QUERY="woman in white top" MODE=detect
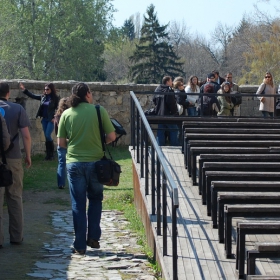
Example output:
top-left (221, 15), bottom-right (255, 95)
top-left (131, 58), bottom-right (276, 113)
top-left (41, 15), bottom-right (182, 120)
top-left (185, 75), bottom-right (200, 116)
top-left (256, 71), bottom-right (275, 118)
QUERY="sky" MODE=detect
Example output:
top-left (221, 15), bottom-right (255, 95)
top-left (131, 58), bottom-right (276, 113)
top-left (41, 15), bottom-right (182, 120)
top-left (112, 0), bottom-right (280, 39)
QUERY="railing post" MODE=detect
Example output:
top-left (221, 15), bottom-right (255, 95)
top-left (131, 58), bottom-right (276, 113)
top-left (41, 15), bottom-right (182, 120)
top-left (157, 158), bottom-right (161, 235)
top-left (140, 118), bottom-right (144, 177)
top-left (144, 128), bottom-right (149, 195)
top-left (151, 145), bottom-right (155, 215)
top-left (130, 94), bottom-right (135, 148)
top-left (136, 110), bottom-right (140, 163)
top-left (162, 173), bottom-right (167, 256)
top-left (172, 194), bottom-right (178, 280)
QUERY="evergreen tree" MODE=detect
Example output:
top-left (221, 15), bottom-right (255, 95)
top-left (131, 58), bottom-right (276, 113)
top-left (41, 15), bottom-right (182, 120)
top-left (122, 18), bottom-right (135, 41)
top-left (129, 4), bottom-right (184, 84)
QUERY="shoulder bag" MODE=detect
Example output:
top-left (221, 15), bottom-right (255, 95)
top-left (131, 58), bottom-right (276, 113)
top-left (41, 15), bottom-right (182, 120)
top-left (0, 119), bottom-right (13, 187)
top-left (261, 84), bottom-right (266, 94)
top-left (95, 105), bottom-right (121, 186)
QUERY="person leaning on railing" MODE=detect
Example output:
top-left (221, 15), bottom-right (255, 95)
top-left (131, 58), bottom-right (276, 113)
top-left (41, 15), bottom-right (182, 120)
top-left (153, 76), bottom-right (178, 146)
top-left (256, 71), bottom-right (276, 118)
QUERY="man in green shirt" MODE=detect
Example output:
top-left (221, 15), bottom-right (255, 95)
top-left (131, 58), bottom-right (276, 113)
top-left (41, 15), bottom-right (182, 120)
top-left (57, 82), bottom-right (115, 254)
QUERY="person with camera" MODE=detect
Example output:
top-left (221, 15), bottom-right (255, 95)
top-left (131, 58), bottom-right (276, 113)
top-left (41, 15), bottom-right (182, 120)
top-left (57, 83), bottom-right (116, 255)
top-left (19, 82), bottom-right (59, 160)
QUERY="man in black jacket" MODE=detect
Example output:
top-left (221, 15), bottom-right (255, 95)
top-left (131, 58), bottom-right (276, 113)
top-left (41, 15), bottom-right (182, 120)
top-left (153, 76), bottom-right (178, 146)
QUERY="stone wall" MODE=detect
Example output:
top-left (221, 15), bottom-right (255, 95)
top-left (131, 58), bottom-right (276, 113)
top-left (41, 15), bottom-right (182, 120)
top-left (4, 80), bottom-right (262, 155)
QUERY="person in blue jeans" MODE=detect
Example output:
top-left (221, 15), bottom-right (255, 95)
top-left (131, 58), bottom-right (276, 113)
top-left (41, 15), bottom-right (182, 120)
top-left (57, 83), bottom-right (116, 255)
top-left (153, 76), bottom-right (178, 146)
top-left (54, 97), bottom-right (69, 189)
top-left (20, 82), bottom-right (59, 160)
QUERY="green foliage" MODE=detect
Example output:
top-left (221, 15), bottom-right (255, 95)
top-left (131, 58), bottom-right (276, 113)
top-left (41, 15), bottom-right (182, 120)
top-left (241, 21), bottom-right (280, 84)
top-left (103, 28), bottom-right (136, 83)
top-left (129, 4), bottom-right (184, 84)
top-left (0, 0), bottom-right (115, 81)
top-left (122, 18), bottom-right (135, 41)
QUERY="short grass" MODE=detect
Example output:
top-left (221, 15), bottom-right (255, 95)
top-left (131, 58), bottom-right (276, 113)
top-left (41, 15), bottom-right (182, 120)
top-left (23, 145), bottom-right (161, 278)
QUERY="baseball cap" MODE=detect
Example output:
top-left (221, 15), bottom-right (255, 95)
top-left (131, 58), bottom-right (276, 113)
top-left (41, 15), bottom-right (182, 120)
top-left (207, 73), bottom-right (215, 79)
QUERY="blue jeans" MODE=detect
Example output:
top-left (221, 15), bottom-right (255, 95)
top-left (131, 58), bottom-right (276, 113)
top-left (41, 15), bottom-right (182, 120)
top-left (262, 111), bottom-right (273, 118)
top-left (41, 118), bottom-right (54, 141)
top-left (187, 107), bottom-right (198, 116)
top-left (57, 146), bottom-right (67, 187)
top-left (156, 124), bottom-right (178, 146)
top-left (67, 162), bottom-right (103, 251)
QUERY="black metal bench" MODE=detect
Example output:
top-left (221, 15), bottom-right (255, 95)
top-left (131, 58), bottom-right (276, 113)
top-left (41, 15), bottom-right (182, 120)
top-left (184, 134), bottom-right (280, 169)
top-left (202, 171), bottom-right (280, 211)
top-left (201, 162), bottom-right (280, 196)
top-left (247, 276), bottom-right (280, 280)
top-left (236, 222), bottom-right (280, 279)
top-left (224, 205), bottom-right (280, 260)
top-left (247, 242), bottom-right (280, 277)
top-left (187, 141), bottom-right (280, 178)
top-left (199, 154), bottom-right (280, 195)
top-left (182, 122), bottom-right (280, 153)
top-left (216, 192), bottom-right (280, 241)
top-left (190, 147), bottom-right (280, 183)
top-left (211, 181), bottom-right (280, 221)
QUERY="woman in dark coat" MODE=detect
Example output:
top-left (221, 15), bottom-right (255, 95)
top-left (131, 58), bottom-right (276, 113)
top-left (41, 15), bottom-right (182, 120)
top-left (20, 82), bottom-right (59, 160)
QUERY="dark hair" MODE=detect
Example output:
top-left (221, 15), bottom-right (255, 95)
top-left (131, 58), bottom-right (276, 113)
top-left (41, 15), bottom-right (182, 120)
top-left (45, 83), bottom-right (58, 99)
top-left (221, 82), bottom-right (231, 92)
top-left (212, 70), bottom-right (219, 75)
top-left (69, 83), bottom-right (89, 108)
top-left (204, 83), bottom-right (214, 93)
top-left (162, 76), bottom-right (172, 85)
top-left (0, 82), bottom-right (9, 98)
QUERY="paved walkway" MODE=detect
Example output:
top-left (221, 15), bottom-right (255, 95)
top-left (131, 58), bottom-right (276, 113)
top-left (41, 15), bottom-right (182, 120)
top-left (26, 210), bottom-right (157, 280)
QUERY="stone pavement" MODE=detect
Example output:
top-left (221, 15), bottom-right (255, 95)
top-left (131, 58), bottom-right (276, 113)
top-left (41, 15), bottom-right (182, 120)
top-left (26, 210), bottom-right (157, 280)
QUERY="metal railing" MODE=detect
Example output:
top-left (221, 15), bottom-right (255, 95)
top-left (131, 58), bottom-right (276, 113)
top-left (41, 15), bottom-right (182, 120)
top-left (130, 91), bottom-right (179, 280)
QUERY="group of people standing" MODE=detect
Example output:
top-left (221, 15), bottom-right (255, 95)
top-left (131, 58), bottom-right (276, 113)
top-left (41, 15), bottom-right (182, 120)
top-left (153, 70), bottom-right (277, 146)
top-left (0, 81), bottom-right (116, 255)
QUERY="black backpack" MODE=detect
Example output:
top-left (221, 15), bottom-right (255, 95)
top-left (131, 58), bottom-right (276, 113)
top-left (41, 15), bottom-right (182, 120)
top-left (230, 91), bottom-right (242, 106)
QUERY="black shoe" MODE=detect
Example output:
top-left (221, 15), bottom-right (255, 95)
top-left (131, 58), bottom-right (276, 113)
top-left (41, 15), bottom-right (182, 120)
top-left (10, 240), bottom-right (23, 245)
top-left (0, 245), bottom-right (3, 249)
top-left (58, 186), bottom-right (65, 189)
top-left (87, 239), bottom-right (100, 249)
top-left (71, 248), bottom-right (86, 255)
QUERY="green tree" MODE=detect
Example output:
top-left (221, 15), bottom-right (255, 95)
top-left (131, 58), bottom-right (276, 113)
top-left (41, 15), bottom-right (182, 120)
top-left (0, 0), bottom-right (115, 81)
top-left (103, 27), bottom-right (136, 83)
top-left (240, 20), bottom-right (280, 84)
top-left (122, 18), bottom-right (135, 41)
top-left (129, 4), bottom-right (184, 84)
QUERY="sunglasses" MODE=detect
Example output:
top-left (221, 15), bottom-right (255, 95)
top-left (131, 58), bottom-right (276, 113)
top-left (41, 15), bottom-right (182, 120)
top-left (265, 76), bottom-right (271, 78)
top-left (45, 88), bottom-right (50, 91)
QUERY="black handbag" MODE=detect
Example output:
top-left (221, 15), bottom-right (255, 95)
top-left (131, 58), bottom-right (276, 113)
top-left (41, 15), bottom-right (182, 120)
top-left (0, 118), bottom-right (13, 187)
top-left (95, 105), bottom-right (121, 186)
